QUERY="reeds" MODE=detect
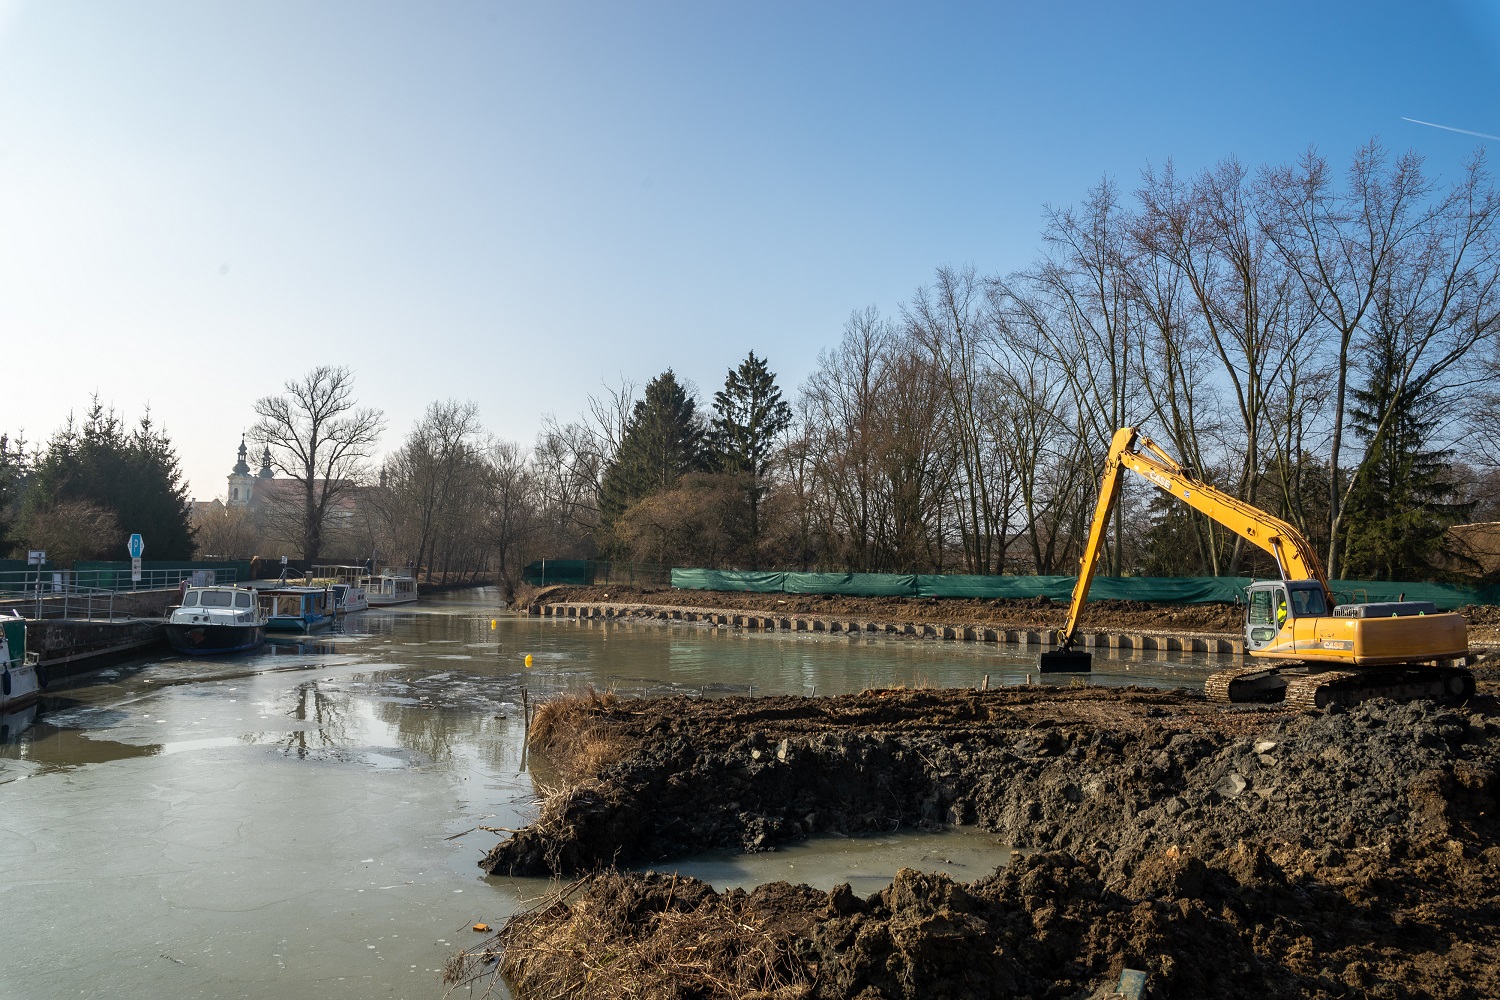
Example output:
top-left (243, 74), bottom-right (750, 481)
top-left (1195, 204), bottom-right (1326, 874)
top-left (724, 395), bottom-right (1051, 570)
top-left (443, 873), bottom-right (812, 1000)
top-left (527, 685), bottom-right (630, 783)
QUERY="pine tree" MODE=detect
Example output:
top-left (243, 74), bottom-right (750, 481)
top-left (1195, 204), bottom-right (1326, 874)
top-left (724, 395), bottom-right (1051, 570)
top-left (709, 352), bottom-right (792, 563)
top-left (0, 433), bottom-right (28, 556)
top-left (599, 370), bottom-right (706, 534)
top-left (1340, 343), bottom-right (1471, 580)
top-left (22, 399), bottom-right (196, 560)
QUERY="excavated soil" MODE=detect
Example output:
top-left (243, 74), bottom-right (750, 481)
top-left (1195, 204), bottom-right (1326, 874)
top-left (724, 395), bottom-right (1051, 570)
top-left (475, 685), bottom-right (1500, 999)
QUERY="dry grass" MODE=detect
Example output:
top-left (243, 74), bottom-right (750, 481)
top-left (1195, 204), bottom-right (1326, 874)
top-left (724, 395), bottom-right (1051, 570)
top-left (443, 873), bottom-right (811, 1000)
top-left (528, 686), bottom-right (632, 783)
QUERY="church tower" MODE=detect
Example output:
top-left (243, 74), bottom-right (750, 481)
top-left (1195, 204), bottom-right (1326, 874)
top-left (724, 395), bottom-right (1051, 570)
top-left (228, 438), bottom-right (255, 506)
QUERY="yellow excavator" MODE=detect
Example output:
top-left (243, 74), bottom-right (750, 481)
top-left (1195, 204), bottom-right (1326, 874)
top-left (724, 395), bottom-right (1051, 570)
top-left (1040, 427), bottom-right (1475, 708)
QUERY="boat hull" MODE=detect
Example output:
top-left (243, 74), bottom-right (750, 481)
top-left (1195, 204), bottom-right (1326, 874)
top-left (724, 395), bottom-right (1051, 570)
top-left (367, 595), bottom-right (418, 607)
top-left (265, 615), bottom-right (333, 634)
top-left (1, 659), bottom-right (40, 712)
top-left (1, 618), bottom-right (39, 713)
top-left (165, 622), bottom-right (267, 655)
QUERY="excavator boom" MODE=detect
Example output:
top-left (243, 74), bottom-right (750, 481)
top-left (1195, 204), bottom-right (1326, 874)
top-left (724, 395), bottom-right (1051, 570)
top-left (1042, 427), bottom-right (1328, 670)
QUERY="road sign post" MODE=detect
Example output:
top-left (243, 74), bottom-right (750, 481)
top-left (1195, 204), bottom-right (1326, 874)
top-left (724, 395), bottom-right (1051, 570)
top-left (127, 535), bottom-right (144, 587)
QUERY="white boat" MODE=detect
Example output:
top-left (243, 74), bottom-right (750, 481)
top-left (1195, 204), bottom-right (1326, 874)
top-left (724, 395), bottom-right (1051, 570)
top-left (312, 565), bottom-right (371, 613)
top-left (165, 586), bottom-right (268, 655)
top-left (367, 570), bottom-right (418, 607)
top-left (1, 615), bottom-right (41, 714)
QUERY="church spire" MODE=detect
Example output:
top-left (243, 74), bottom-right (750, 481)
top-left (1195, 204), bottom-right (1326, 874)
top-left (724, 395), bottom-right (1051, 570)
top-left (259, 446), bottom-right (274, 479)
top-left (232, 436), bottom-right (251, 475)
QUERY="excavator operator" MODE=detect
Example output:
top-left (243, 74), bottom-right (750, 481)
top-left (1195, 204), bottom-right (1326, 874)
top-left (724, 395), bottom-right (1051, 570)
top-left (1276, 596), bottom-right (1288, 627)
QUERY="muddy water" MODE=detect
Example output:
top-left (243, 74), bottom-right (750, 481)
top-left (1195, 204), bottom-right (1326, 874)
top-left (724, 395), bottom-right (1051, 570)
top-left (0, 590), bottom-right (1223, 999)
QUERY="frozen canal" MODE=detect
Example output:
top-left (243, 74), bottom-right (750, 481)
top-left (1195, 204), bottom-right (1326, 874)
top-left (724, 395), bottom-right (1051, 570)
top-left (0, 590), bottom-right (1221, 999)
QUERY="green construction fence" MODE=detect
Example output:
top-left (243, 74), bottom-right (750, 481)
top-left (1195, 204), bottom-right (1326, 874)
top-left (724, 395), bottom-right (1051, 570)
top-left (522, 560), bottom-right (598, 587)
top-left (669, 569), bottom-right (1500, 609)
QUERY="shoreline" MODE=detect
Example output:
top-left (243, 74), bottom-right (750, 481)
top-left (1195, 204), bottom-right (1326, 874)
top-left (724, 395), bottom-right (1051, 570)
top-left (522, 584), bottom-right (1500, 660)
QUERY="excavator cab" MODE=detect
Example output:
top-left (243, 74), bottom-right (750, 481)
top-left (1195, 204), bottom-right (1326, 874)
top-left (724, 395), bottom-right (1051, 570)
top-left (1245, 580), bottom-right (1328, 653)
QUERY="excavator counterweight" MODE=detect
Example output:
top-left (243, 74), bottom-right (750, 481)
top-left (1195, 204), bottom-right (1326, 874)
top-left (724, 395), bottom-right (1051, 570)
top-left (1048, 427), bottom-right (1474, 707)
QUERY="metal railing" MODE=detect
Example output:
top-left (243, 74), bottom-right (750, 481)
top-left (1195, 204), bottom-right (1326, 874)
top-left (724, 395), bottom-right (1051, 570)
top-left (0, 568), bottom-right (240, 621)
top-left (0, 567), bottom-right (238, 595)
top-left (0, 585), bottom-right (118, 621)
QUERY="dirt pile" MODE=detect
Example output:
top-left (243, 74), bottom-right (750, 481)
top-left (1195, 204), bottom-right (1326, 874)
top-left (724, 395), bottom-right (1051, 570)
top-left (463, 838), bottom-right (1500, 999)
top-left (472, 687), bottom-right (1500, 998)
top-left (481, 689), bottom-right (1499, 879)
top-left (531, 584), bottom-right (1247, 635)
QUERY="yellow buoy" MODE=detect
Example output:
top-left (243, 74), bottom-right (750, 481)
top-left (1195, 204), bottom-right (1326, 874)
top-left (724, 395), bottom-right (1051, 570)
top-left (490, 619), bottom-right (497, 629)
top-left (524, 654), bottom-right (533, 668)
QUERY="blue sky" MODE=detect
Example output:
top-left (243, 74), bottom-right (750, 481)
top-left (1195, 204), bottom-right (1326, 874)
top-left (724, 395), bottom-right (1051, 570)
top-left (0, 0), bottom-right (1496, 501)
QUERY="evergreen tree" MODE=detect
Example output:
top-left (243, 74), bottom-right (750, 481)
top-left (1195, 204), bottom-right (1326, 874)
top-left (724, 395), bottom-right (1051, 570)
top-left (1340, 343), bottom-right (1471, 580)
top-left (22, 400), bottom-right (195, 560)
top-left (599, 370), bottom-right (706, 534)
top-left (709, 352), bottom-right (792, 563)
top-left (0, 433), bottom-right (28, 557)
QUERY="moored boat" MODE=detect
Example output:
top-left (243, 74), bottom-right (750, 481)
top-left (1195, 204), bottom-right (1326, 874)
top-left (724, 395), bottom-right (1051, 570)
top-left (164, 586), bottom-right (267, 655)
top-left (312, 565), bottom-right (371, 613)
top-left (367, 570), bottom-right (418, 607)
top-left (258, 585), bottom-right (336, 633)
top-left (1, 615), bottom-right (41, 713)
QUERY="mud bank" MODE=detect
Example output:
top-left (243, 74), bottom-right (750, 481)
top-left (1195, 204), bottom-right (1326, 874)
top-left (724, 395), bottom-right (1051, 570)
top-left (474, 686), bottom-right (1500, 998)
top-left (525, 584), bottom-right (1248, 636)
top-left (526, 584), bottom-right (1500, 647)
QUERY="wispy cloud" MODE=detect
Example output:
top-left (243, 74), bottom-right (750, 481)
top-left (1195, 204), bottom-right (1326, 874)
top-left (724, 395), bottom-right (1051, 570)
top-left (1401, 117), bottom-right (1500, 142)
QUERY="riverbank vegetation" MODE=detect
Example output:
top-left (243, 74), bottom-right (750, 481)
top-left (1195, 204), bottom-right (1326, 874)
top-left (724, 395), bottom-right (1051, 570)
top-left (4, 141), bottom-right (1497, 591)
top-left (522, 142), bottom-right (1500, 587)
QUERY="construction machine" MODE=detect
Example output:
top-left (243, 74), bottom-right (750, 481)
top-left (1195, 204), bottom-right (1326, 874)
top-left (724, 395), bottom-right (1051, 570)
top-left (1039, 427), bottom-right (1475, 708)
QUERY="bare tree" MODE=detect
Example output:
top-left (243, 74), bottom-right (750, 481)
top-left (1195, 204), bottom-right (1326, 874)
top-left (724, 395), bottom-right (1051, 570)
top-left (1259, 142), bottom-right (1436, 577)
top-left (484, 439), bottom-right (540, 599)
top-left (251, 366), bottom-right (385, 563)
top-left (192, 503), bottom-right (261, 560)
top-left (905, 265), bottom-right (1012, 573)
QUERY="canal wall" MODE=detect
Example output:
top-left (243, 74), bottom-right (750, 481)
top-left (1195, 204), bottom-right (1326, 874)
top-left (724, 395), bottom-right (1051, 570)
top-left (525, 600), bottom-right (1247, 656)
top-left (29, 618), bottom-right (168, 682)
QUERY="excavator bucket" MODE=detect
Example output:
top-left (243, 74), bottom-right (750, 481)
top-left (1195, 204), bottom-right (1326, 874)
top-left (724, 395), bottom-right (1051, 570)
top-left (1039, 648), bottom-right (1092, 673)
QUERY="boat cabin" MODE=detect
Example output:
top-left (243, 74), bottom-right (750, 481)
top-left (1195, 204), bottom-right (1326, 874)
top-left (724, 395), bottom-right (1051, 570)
top-left (257, 585), bottom-right (335, 633)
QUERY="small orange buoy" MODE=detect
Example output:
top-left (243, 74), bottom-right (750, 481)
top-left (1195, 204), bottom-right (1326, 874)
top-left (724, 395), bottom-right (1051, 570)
top-left (524, 654), bottom-right (533, 668)
top-left (472, 923), bottom-right (491, 933)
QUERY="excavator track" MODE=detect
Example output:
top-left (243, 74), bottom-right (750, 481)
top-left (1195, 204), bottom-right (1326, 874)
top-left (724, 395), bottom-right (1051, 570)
top-left (1283, 665), bottom-right (1476, 711)
top-left (1204, 665), bottom-right (1291, 704)
top-left (1206, 660), bottom-right (1476, 708)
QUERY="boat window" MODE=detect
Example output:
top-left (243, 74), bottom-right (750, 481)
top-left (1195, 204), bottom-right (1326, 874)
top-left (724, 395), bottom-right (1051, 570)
top-left (1248, 589), bottom-right (1274, 625)
top-left (183, 591), bottom-right (199, 606)
top-left (276, 596), bottom-right (302, 616)
top-left (1291, 589), bottom-right (1327, 617)
top-left (235, 592), bottom-right (252, 608)
top-left (200, 591), bottom-right (233, 607)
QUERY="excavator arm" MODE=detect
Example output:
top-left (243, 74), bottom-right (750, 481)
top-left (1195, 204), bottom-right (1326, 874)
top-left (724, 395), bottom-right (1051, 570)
top-left (1040, 427), bottom-right (1331, 671)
